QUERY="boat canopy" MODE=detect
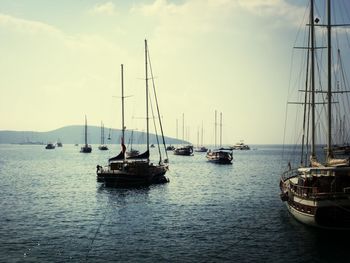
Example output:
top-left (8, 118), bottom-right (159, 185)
top-left (126, 150), bottom-right (149, 160)
top-left (108, 151), bottom-right (124, 163)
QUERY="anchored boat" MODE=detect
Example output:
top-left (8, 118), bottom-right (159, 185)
top-left (97, 40), bottom-right (169, 186)
top-left (280, 0), bottom-right (350, 229)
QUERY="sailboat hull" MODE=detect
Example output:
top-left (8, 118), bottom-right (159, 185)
top-left (280, 171), bottom-right (350, 229)
top-left (97, 162), bottom-right (169, 187)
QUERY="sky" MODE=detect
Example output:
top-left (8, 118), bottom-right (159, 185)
top-left (1, 0), bottom-right (347, 144)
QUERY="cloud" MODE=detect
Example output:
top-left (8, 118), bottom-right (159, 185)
top-left (0, 13), bottom-right (62, 36)
top-left (88, 2), bottom-right (117, 16)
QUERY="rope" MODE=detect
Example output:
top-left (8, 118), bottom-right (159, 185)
top-left (84, 204), bottom-right (109, 262)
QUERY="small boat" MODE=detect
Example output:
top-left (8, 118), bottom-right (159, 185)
top-left (126, 130), bottom-right (139, 157)
top-left (80, 116), bottom-right (92, 153)
top-left (98, 121), bottom-right (108, 151)
top-left (56, 139), bottom-right (63, 147)
top-left (231, 141), bottom-right (250, 150)
top-left (166, 145), bottom-right (175, 151)
top-left (194, 146), bottom-right (208, 152)
top-left (194, 121), bottom-right (207, 152)
top-left (150, 144), bottom-right (155, 148)
top-left (207, 112), bottom-right (233, 164)
top-left (206, 148), bottom-right (233, 164)
top-left (280, 0), bottom-right (350, 229)
top-left (45, 143), bottom-right (55, 149)
top-left (97, 40), bottom-right (169, 186)
top-left (173, 145), bottom-right (193, 156)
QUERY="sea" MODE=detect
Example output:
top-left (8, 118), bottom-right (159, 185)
top-left (0, 144), bottom-right (348, 263)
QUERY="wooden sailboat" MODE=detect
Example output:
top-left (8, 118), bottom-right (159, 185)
top-left (280, 0), bottom-right (350, 229)
top-left (96, 40), bottom-right (169, 186)
top-left (98, 121), bottom-right (108, 150)
top-left (206, 112), bottom-right (232, 164)
top-left (126, 130), bottom-right (140, 157)
top-left (80, 115), bottom-right (92, 153)
top-left (194, 121), bottom-right (208, 152)
top-left (174, 113), bottom-right (193, 156)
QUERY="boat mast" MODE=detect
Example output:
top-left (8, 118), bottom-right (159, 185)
top-left (85, 115), bottom-right (88, 147)
top-left (220, 112), bottom-right (222, 148)
top-left (121, 64), bottom-right (125, 161)
top-left (145, 39), bottom-right (150, 155)
top-left (215, 110), bottom-right (217, 148)
top-left (326, 0), bottom-right (333, 160)
top-left (183, 114), bottom-right (185, 143)
top-left (201, 121), bottom-right (204, 146)
top-left (176, 119), bottom-right (178, 140)
top-left (310, 0), bottom-right (316, 160)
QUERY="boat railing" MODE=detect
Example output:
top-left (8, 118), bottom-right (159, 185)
top-left (281, 168), bottom-right (299, 181)
top-left (289, 180), bottom-right (350, 199)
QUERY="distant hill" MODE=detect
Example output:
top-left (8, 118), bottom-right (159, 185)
top-left (0, 125), bottom-right (188, 145)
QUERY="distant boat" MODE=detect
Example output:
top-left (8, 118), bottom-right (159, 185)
top-left (98, 121), bottom-right (108, 151)
top-left (107, 128), bottom-right (111, 141)
top-left (80, 116), bottom-right (92, 153)
top-left (174, 113), bottom-right (193, 156)
top-left (45, 143), bottom-right (55, 150)
top-left (166, 145), bottom-right (175, 151)
top-left (97, 40), bottom-right (169, 186)
top-left (206, 112), bottom-right (232, 164)
top-left (56, 139), bottom-right (63, 147)
top-left (126, 130), bottom-right (140, 157)
top-left (280, 0), bottom-right (350, 229)
top-left (194, 121), bottom-right (207, 152)
top-left (230, 141), bottom-right (250, 150)
top-left (206, 148), bottom-right (233, 164)
top-left (174, 145), bottom-right (193, 156)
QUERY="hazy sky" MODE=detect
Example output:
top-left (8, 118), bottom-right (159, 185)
top-left (0, 0), bottom-right (339, 144)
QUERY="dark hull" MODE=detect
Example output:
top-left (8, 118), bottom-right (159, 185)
top-left (173, 151), bottom-right (193, 156)
top-left (80, 147), bottom-right (92, 153)
top-left (206, 158), bottom-right (232, 164)
top-left (97, 163), bottom-right (168, 187)
top-left (98, 146), bottom-right (109, 151)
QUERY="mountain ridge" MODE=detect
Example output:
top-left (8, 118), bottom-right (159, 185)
top-left (0, 125), bottom-right (188, 145)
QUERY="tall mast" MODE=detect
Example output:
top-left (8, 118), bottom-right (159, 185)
top-left (145, 39), bottom-right (149, 154)
top-left (197, 127), bottom-right (199, 147)
top-left (310, 0), bottom-right (316, 159)
top-left (201, 121), bottom-right (204, 146)
top-left (220, 112), bottom-right (222, 147)
top-left (215, 110), bottom-right (217, 148)
top-left (121, 64), bottom-right (125, 155)
top-left (85, 115), bottom-right (88, 146)
top-left (183, 114), bottom-right (185, 143)
top-left (176, 119), bottom-right (178, 140)
top-left (326, 0), bottom-right (332, 160)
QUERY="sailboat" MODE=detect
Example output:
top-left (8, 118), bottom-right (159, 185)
top-left (173, 113), bottom-right (194, 156)
top-left (126, 130), bottom-right (140, 157)
top-left (80, 115), bottom-right (92, 153)
top-left (206, 111), bottom-right (232, 164)
top-left (96, 40), bottom-right (169, 186)
top-left (280, 0), bottom-right (350, 229)
top-left (194, 121), bottom-right (208, 152)
top-left (98, 122), bottom-right (108, 151)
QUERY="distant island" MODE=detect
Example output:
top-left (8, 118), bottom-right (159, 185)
top-left (0, 125), bottom-right (187, 145)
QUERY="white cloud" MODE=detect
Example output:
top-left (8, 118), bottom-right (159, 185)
top-left (0, 13), bottom-right (62, 36)
top-left (88, 2), bottom-right (117, 16)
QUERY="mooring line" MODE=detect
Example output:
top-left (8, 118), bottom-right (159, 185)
top-left (85, 203), bottom-right (109, 262)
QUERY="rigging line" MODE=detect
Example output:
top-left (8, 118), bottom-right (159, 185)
top-left (84, 204), bottom-right (109, 262)
top-left (147, 46), bottom-right (169, 161)
top-left (149, 86), bottom-right (162, 160)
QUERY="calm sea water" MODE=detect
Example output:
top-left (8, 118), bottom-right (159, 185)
top-left (0, 144), bottom-right (348, 262)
